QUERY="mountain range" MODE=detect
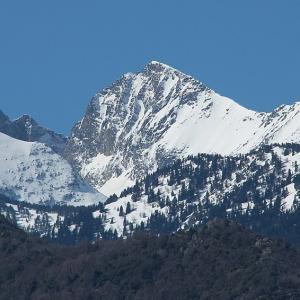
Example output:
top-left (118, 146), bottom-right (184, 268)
top-left (1, 61), bottom-right (300, 243)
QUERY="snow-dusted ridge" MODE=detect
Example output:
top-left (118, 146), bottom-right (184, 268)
top-left (0, 110), bottom-right (67, 154)
top-left (65, 61), bottom-right (300, 196)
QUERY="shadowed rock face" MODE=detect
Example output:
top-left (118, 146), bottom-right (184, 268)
top-left (0, 111), bottom-right (66, 154)
top-left (0, 110), bottom-right (23, 139)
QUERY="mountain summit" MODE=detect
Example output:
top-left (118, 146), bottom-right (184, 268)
top-left (65, 61), bottom-right (300, 195)
top-left (144, 60), bottom-right (188, 74)
top-left (0, 111), bottom-right (66, 154)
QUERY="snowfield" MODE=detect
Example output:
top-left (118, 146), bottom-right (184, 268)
top-left (0, 132), bottom-right (106, 205)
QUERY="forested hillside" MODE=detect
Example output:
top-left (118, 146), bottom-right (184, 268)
top-left (1, 216), bottom-right (300, 299)
top-left (2, 143), bottom-right (300, 245)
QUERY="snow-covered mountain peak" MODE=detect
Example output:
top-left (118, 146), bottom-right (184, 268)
top-left (143, 60), bottom-right (203, 85)
top-left (144, 60), bottom-right (182, 73)
top-left (92, 61), bottom-right (210, 113)
top-left (65, 62), bottom-right (300, 196)
top-left (14, 114), bottom-right (38, 137)
top-left (147, 60), bottom-right (165, 66)
top-left (14, 114), bottom-right (37, 124)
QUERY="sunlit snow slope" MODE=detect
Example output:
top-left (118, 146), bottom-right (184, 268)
top-left (65, 61), bottom-right (300, 196)
top-left (0, 132), bottom-right (105, 205)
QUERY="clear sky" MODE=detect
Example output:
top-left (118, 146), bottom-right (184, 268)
top-left (0, 0), bottom-right (300, 135)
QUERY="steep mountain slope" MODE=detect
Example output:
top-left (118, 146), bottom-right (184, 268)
top-left (65, 61), bottom-right (300, 196)
top-left (0, 194), bottom-right (108, 243)
top-left (0, 110), bottom-right (66, 154)
top-left (4, 143), bottom-right (300, 245)
top-left (99, 143), bottom-right (300, 237)
top-left (1, 216), bottom-right (300, 300)
top-left (0, 132), bottom-right (105, 206)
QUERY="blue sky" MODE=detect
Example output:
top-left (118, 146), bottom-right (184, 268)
top-left (0, 0), bottom-right (300, 134)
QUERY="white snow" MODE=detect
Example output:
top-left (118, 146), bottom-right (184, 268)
top-left (100, 170), bottom-right (134, 196)
top-left (0, 132), bottom-right (106, 205)
top-left (104, 194), bottom-right (167, 236)
top-left (81, 153), bottom-right (113, 179)
top-left (284, 183), bottom-right (297, 210)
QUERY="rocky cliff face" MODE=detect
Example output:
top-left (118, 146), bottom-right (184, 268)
top-left (65, 61), bottom-right (300, 196)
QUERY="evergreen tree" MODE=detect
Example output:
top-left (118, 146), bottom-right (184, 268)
top-left (119, 206), bottom-right (124, 217)
top-left (126, 202), bottom-right (131, 214)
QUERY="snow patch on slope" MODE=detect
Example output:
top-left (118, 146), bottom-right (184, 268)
top-left (0, 132), bottom-right (106, 205)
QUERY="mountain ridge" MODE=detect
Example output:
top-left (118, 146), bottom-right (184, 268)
top-left (0, 110), bottom-right (67, 154)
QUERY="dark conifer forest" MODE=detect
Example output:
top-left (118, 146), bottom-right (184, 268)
top-left (1, 216), bottom-right (300, 300)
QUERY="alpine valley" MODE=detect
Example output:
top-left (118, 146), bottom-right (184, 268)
top-left (1, 61), bottom-right (300, 244)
